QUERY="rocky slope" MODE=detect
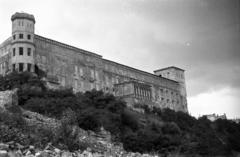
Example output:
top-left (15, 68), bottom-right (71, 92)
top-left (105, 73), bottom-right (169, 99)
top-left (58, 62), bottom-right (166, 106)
top-left (0, 89), bottom-right (156, 157)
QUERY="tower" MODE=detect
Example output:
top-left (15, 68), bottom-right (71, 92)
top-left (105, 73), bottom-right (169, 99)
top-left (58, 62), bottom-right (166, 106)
top-left (154, 66), bottom-right (188, 112)
top-left (11, 12), bottom-right (35, 72)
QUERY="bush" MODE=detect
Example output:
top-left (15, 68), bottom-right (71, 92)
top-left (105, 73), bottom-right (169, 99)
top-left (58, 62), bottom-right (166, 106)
top-left (77, 109), bottom-right (99, 132)
top-left (1, 72), bottom-right (238, 155)
top-left (0, 71), bottom-right (46, 91)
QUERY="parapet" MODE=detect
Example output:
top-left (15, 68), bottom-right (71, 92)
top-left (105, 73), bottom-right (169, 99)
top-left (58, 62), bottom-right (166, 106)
top-left (11, 12), bottom-right (36, 23)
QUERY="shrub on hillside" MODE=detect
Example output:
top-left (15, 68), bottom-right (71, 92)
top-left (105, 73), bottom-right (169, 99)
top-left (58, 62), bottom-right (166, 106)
top-left (0, 71), bottom-right (46, 91)
top-left (57, 110), bottom-right (80, 151)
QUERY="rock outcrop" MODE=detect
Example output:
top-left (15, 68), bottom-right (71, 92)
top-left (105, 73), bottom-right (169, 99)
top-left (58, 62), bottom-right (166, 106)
top-left (0, 89), bottom-right (156, 157)
top-left (0, 89), bottom-right (18, 111)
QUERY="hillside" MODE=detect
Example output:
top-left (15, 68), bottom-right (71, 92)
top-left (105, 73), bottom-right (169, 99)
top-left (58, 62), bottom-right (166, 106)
top-left (1, 72), bottom-right (240, 156)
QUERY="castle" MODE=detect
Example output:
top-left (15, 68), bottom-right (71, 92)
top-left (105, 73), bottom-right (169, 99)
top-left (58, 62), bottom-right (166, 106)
top-left (0, 12), bottom-right (188, 113)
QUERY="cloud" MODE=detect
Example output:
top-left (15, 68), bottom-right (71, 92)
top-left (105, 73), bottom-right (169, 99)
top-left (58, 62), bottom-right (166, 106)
top-left (0, 0), bottom-right (239, 119)
top-left (188, 87), bottom-right (240, 119)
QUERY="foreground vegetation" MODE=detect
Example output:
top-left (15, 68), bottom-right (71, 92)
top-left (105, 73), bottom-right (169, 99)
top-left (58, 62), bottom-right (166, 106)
top-left (1, 72), bottom-right (240, 156)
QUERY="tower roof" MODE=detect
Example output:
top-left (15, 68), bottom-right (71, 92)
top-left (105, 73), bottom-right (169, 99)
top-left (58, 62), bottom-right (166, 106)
top-left (154, 66), bottom-right (185, 73)
top-left (11, 12), bottom-right (36, 23)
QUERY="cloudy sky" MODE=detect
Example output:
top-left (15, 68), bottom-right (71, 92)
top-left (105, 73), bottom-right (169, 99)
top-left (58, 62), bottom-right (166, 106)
top-left (0, 0), bottom-right (239, 119)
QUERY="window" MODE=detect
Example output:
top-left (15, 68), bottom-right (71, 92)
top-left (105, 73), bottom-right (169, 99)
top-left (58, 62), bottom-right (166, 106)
top-left (160, 89), bottom-right (163, 95)
top-left (42, 56), bottom-right (46, 63)
top-left (12, 64), bottom-right (15, 72)
top-left (62, 76), bottom-right (66, 86)
top-left (13, 35), bottom-right (16, 40)
top-left (74, 79), bottom-right (78, 88)
top-left (79, 66), bottom-right (83, 76)
top-left (27, 35), bottom-right (31, 40)
top-left (95, 71), bottom-right (99, 82)
top-left (3, 62), bottom-right (6, 69)
top-left (90, 69), bottom-right (94, 78)
top-left (22, 21), bottom-right (24, 26)
top-left (96, 84), bottom-right (99, 91)
top-left (90, 82), bottom-right (94, 90)
top-left (111, 77), bottom-right (115, 84)
top-left (27, 63), bottom-right (31, 72)
top-left (81, 80), bottom-right (84, 89)
top-left (19, 63), bottom-right (24, 71)
top-left (105, 75), bottom-right (109, 86)
top-left (19, 47), bottom-right (23, 55)
top-left (0, 63), bottom-right (2, 70)
top-left (57, 75), bottom-right (60, 83)
top-left (27, 48), bottom-right (31, 56)
top-left (36, 54), bottom-right (40, 61)
top-left (75, 65), bottom-right (78, 74)
top-left (13, 48), bottom-right (15, 56)
top-left (19, 34), bottom-right (23, 39)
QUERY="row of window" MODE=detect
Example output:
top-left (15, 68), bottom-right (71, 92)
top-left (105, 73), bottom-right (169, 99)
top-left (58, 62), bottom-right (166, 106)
top-left (159, 88), bottom-right (178, 98)
top-left (13, 21), bottom-right (33, 28)
top-left (0, 47), bottom-right (8, 55)
top-left (160, 71), bottom-right (184, 79)
top-left (74, 65), bottom-right (99, 82)
top-left (36, 54), bottom-right (47, 63)
top-left (12, 63), bottom-right (32, 72)
top-left (57, 58), bottom-right (67, 65)
top-left (176, 72), bottom-right (184, 79)
top-left (74, 65), bottom-right (83, 76)
top-left (73, 77), bottom-right (99, 91)
top-left (105, 75), bottom-right (125, 86)
top-left (161, 97), bottom-right (179, 106)
top-left (134, 86), bottom-right (151, 100)
top-left (13, 34), bottom-right (31, 40)
top-left (57, 75), bottom-right (66, 86)
top-left (13, 47), bottom-right (32, 56)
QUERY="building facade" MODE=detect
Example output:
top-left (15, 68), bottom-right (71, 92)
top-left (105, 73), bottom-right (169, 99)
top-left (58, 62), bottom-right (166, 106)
top-left (0, 12), bottom-right (188, 113)
top-left (202, 113), bottom-right (227, 121)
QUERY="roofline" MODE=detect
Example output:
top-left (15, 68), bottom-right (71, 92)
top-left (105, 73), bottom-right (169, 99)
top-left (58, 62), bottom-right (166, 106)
top-left (35, 35), bottom-right (102, 58)
top-left (11, 12), bottom-right (36, 23)
top-left (154, 66), bottom-right (185, 72)
top-left (0, 37), bottom-right (12, 48)
top-left (103, 59), bottom-right (179, 84)
top-left (115, 80), bottom-right (152, 87)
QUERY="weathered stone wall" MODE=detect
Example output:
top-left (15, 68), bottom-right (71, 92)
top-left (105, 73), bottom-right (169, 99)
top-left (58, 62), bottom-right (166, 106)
top-left (32, 35), bottom-right (187, 112)
top-left (0, 38), bottom-right (12, 75)
top-left (102, 60), bottom-right (186, 112)
top-left (1, 12), bottom-right (188, 113)
top-left (34, 35), bottom-right (103, 93)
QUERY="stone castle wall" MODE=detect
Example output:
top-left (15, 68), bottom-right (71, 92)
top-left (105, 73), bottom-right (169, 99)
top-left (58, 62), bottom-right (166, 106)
top-left (33, 35), bottom-right (186, 112)
top-left (0, 12), bottom-right (188, 113)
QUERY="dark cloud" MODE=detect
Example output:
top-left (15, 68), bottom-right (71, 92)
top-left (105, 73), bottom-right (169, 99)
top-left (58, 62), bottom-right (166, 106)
top-left (0, 0), bottom-right (239, 101)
